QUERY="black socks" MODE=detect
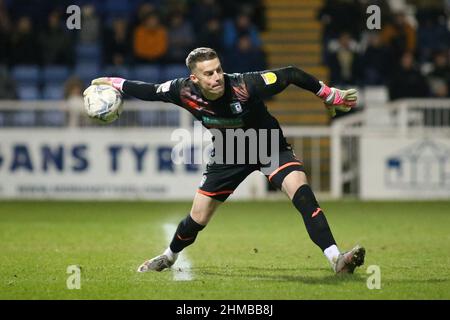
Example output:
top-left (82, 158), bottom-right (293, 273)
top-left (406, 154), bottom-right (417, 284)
top-left (292, 184), bottom-right (336, 251)
top-left (169, 214), bottom-right (205, 253)
top-left (169, 185), bottom-right (335, 254)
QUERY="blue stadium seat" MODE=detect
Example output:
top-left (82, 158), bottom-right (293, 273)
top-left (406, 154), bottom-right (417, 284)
top-left (42, 84), bottom-right (65, 100)
top-left (11, 111), bottom-right (36, 126)
top-left (103, 65), bottom-right (131, 78)
top-left (76, 44), bottom-right (101, 64)
top-left (161, 64), bottom-right (188, 81)
top-left (42, 66), bottom-right (71, 84)
top-left (0, 113), bottom-right (5, 127)
top-left (11, 65), bottom-right (41, 85)
top-left (131, 65), bottom-right (161, 83)
top-left (17, 85), bottom-right (41, 100)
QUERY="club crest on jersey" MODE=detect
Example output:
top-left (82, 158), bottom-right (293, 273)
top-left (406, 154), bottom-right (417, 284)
top-left (261, 72), bottom-right (277, 85)
top-left (230, 101), bottom-right (243, 114)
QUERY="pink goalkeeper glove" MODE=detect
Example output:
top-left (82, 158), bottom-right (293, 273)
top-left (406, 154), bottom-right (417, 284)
top-left (316, 81), bottom-right (358, 117)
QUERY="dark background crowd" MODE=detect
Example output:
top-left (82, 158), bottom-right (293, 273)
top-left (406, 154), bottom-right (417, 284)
top-left (1, 0), bottom-right (450, 102)
top-left (0, 0), bottom-right (267, 100)
top-left (318, 0), bottom-right (450, 100)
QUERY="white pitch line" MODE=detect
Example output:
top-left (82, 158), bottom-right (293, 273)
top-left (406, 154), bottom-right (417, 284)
top-left (163, 223), bottom-right (193, 281)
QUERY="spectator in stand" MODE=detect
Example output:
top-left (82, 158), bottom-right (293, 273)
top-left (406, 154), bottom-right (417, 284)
top-left (380, 12), bottom-right (417, 69)
top-left (6, 0), bottom-right (52, 23)
top-left (388, 52), bottom-right (429, 100)
top-left (159, 0), bottom-right (189, 20)
top-left (317, 0), bottom-right (366, 63)
top-left (39, 10), bottom-right (75, 66)
top-left (429, 79), bottom-right (449, 98)
top-left (196, 17), bottom-right (225, 58)
top-left (319, 0), bottom-right (364, 39)
top-left (222, 1), bottom-right (267, 32)
top-left (64, 76), bottom-right (84, 110)
top-left (64, 76), bottom-right (84, 99)
top-left (190, 0), bottom-right (222, 33)
top-left (224, 33), bottom-right (267, 73)
top-left (327, 32), bottom-right (361, 86)
top-left (361, 32), bottom-right (389, 85)
top-left (10, 16), bottom-right (40, 65)
top-left (416, 9), bottom-right (450, 63)
top-left (223, 11), bottom-right (262, 50)
top-left (133, 12), bottom-right (168, 63)
top-left (411, 0), bottom-right (447, 40)
top-left (131, 2), bottom-right (156, 31)
top-left (166, 11), bottom-right (195, 64)
top-left (103, 17), bottom-right (132, 66)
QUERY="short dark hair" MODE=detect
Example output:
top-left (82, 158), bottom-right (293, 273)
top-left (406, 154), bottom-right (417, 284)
top-left (185, 47), bottom-right (218, 71)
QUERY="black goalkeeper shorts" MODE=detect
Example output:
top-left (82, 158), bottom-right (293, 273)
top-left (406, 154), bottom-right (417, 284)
top-left (197, 148), bottom-right (305, 202)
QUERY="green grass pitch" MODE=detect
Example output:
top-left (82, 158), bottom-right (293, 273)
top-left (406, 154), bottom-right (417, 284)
top-left (0, 200), bottom-right (449, 300)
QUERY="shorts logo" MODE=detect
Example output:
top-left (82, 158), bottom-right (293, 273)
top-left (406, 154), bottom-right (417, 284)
top-left (261, 72), bottom-right (277, 85)
top-left (199, 175), bottom-right (207, 187)
top-left (230, 102), bottom-right (243, 114)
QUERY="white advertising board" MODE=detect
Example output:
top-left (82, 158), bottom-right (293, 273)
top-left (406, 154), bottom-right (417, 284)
top-left (360, 135), bottom-right (450, 199)
top-left (0, 129), bottom-right (266, 200)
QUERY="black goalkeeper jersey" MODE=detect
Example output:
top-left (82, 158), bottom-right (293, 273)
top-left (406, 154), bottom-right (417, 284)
top-left (122, 67), bottom-right (322, 164)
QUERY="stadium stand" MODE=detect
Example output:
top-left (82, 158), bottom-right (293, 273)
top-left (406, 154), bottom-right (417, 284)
top-left (1, 0), bottom-right (450, 129)
top-left (262, 0), bottom-right (329, 126)
top-left (16, 85), bottom-right (41, 100)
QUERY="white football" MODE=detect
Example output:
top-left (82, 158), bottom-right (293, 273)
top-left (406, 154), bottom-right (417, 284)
top-left (83, 84), bottom-right (123, 124)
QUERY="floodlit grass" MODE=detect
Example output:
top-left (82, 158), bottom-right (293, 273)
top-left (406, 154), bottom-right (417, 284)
top-left (0, 200), bottom-right (449, 299)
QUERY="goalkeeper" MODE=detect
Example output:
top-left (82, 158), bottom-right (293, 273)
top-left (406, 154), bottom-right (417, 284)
top-left (90, 47), bottom-right (364, 274)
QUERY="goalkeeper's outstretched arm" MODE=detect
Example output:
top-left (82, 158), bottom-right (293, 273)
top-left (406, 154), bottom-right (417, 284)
top-left (245, 66), bottom-right (357, 116)
top-left (245, 66), bottom-right (322, 97)
top-left (89, 77), bottom-right (178, 103)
